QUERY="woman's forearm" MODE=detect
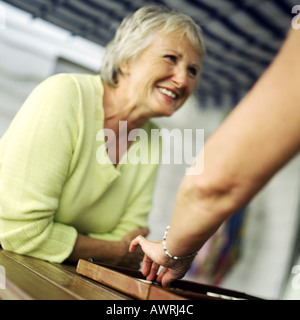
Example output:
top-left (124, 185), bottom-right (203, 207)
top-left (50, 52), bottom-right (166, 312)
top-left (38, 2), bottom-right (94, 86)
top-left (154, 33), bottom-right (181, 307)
top-left (165, 28), bottom-right (300, 258)
top-left (66, 227), bottom-right (148, 269)
top-left (65, 233), bottom-right (123, 264)
top-left (164, 172), bottom-right (238, 258)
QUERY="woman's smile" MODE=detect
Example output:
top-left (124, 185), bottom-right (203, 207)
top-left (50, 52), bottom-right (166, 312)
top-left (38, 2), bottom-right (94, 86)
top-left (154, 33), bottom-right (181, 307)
top-left (157, 87), bottom-right (179, 100)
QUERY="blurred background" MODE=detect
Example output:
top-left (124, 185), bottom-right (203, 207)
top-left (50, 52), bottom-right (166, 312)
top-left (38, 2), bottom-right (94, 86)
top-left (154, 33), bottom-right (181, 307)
top-left (0, 0), bottom-right (299, 299)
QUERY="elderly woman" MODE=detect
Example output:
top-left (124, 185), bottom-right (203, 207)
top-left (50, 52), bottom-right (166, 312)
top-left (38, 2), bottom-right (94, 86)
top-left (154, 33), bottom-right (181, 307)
top-left (0, 5), bottom-right (205, 268)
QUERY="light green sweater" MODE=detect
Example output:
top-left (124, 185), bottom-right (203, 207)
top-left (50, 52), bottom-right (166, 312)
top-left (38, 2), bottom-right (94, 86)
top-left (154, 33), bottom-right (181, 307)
top-left (0, 73), bottom-right (160, 263)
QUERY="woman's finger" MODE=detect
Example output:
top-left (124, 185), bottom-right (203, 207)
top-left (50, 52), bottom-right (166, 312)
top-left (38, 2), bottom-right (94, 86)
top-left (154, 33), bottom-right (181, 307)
top-left (141, 252), bottom-right (152, 276)
top-left (156, 267), bottom-right (168, 283)
top-left (146, 261), bottom-right (160, 281)
top-left (129, 235), bottom-right (143, 253)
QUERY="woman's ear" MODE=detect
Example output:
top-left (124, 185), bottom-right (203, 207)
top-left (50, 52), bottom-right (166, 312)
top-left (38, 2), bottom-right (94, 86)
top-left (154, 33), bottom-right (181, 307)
top-left (119, 60), bottom-right (131, 76)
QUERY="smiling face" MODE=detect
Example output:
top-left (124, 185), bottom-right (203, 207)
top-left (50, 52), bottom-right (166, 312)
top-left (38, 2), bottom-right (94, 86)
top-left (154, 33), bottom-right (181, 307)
top-left (120, 32), bottom-right (202, 117)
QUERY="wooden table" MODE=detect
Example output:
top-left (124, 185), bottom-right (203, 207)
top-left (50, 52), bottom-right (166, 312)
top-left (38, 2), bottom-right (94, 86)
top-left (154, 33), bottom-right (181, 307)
top-left (0, 249), bottom-right (132, 300)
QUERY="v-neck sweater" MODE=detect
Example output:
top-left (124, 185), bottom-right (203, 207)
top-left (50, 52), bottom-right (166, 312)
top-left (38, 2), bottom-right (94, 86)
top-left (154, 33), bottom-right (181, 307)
top-left (0, 73), bottom-right (160, 263)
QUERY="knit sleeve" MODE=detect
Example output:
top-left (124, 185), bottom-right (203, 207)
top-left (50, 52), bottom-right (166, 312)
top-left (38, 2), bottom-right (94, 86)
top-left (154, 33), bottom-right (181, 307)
top-left (0, 74), bottom-right (80, 263)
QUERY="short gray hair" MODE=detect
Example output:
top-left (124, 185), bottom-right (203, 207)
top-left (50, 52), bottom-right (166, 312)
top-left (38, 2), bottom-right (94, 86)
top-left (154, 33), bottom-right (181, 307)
top-left (100, 5), bottom-right (205, 87)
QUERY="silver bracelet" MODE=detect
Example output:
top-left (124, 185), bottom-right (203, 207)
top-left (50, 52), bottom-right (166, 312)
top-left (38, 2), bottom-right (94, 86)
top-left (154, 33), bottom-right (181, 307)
top-left (163, 225), bottom-right (198, 260)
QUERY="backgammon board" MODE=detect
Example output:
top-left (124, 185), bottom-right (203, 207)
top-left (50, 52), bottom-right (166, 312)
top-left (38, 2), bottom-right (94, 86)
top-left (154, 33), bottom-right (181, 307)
top-left (76, 259), bottom-right (262, 300)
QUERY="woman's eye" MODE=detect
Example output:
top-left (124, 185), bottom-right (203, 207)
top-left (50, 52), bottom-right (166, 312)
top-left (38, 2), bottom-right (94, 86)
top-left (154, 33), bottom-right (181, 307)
top-left (188, 67), bottom-right (197, 77)
top-left (165, 55), bottom-right (177, 63)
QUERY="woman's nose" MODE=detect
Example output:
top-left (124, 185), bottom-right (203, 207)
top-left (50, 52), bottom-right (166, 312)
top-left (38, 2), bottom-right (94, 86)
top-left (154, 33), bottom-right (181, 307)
top-left (171, 66), bottom-right (188, 88)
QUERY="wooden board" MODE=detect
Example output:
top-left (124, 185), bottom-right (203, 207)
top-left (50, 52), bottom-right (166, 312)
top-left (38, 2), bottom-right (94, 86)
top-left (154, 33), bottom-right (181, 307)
top-left (76, 259), bottom-right (186, 300)
top-left (0, 250), bottom-right (132, 300)
top-left (76, 259), bottom-right (263, 300)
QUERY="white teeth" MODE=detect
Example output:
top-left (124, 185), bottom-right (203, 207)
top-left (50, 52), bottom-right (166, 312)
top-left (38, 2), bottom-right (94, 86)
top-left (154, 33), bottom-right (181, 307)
top-left (158, 87), bottom-right (177, 99)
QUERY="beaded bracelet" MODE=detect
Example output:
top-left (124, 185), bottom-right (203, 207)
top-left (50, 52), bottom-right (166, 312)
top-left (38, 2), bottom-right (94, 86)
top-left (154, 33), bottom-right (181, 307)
top-left (163, 225), bottom-right (198, 260)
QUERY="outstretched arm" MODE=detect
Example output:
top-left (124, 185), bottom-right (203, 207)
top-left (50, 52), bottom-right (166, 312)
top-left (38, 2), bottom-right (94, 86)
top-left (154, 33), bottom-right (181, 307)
top-left (130, 28), bottom-right (300, 286)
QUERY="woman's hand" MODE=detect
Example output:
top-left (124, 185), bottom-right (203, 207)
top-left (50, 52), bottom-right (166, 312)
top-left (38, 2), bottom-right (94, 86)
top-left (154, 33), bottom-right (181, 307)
top-left (129, 235), bottom-right (194, 287)
top-left (66, 228), bottom-right (149, 268)
top-left (117, 228), bottom-right (149, 270)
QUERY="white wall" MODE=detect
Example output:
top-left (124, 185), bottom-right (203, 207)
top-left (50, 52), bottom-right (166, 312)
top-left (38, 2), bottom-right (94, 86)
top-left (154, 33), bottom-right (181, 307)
top-left (0, 2), bottom-right (103, 136)
top-left (1, 1), bottom-right (300, 300)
